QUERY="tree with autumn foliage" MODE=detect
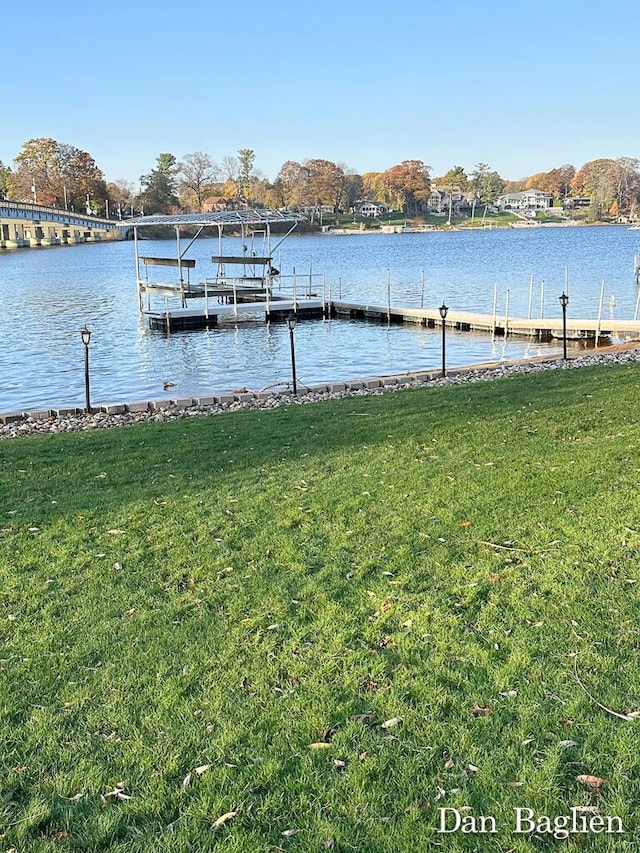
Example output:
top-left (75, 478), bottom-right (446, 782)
top-left (361, 172), bottom-right (389, 206)
top-left (570, 157), bottom-right (640, 216)
top-left (12, 137), bottom-right (106, 210)
top-left (381, 160), bottom-right (431, 214)
top-left (273, 158), bottom-right (348, 214)
top-left (106, 179), bottom-right (136, 218)
top-left (523, 164), bottom-right (575, 203)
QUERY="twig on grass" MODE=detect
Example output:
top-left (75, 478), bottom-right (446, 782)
top-left (573, 657), bottom-right (640, 721)
top-left (472, 539), bottom-right (557, 554)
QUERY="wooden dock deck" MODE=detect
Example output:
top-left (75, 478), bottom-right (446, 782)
top-left (331, 300), bottom-right (640, 342)
top-left (142, 295), bottom-right (640, 343)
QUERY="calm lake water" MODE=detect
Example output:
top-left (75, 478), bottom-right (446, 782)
top-left (1, 225), bottom-right (639, 412)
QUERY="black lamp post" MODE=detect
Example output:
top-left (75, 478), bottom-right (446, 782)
top-left (439, 302), bottom-right (449, 377)
top-left (287, 313), bottom-right (298, 395)
top-left (559, 292), bottom-right (569, 360)
top-left (80, 326), bottom-right (92, 413)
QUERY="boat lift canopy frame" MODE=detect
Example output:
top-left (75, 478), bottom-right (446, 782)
top-left (126, 209), bottom-right (306, 310)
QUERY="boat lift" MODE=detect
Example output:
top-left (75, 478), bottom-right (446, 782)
top-left (125, 209), bottom-right (325, 331)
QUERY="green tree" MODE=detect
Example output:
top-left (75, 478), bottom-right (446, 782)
top-left (237, 149), bottom-right (256, 198)
top-left (0, 160), bottom-right (11, 197)
top-left (470, 162), bottom-right (504, 206)
top-left (439, 165), bottom-right (468, 189)
top-left (138, 153), bottom-right (180, 214)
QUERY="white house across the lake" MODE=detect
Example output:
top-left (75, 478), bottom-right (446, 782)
top-left (497, 190), bottom-right (553, 212)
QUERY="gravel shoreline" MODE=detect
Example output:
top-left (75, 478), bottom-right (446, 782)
top-left (3, 346), bottom-right (640, 440)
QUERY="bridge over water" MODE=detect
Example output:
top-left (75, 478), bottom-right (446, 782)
top-left (0, 200), bottom-right (127, 248)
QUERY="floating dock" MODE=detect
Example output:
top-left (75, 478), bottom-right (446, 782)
top-left (142, 296), bottom-right (640, 342)
top-left (330, 301), bottom-right (640, 342)
top-left (145, 297), bottom-right (325, 332)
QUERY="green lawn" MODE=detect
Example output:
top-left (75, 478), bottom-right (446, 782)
top-left (2, 364), bottom-right (640, 851)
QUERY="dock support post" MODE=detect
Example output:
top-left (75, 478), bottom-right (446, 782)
top-left (527, 273), bottom-right (533, 319)
top-left (596, 279), bottom-right (605, 347)
top-left (134, 227), bottom-right (143, 311)
top-left (492, 283), bottom-right (498, 338)
top-left (176, 226), bottom-right (186, 308)
top-left (504, 289), bottom-right (510, 338)
top-left (420, 270), bottom-right (425, 309)
top-left (293, 267), bottom-right (298, 312)
top-left (387, 269), bottom-right (391, 324)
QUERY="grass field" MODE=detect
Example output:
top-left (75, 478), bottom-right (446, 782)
top-left (2, 364), bottom-right (640, 851)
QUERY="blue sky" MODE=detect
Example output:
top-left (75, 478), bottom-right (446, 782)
top-left (3, 0), bottom-right (638, 188)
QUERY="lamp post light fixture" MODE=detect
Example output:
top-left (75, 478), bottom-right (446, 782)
top-left (559, 292), bottom-right (569, 360)
top-left (287, 312), bottom-right (298, 395)
top-left (80, 326), bottom-right (92, 413)
top-left (439, 302), bottom-right (449, 378)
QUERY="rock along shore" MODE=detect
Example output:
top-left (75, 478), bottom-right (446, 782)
top-left (2, 345), bottom-right (640, 440)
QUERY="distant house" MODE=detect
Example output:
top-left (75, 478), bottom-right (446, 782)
top-left (427, 186), bottom-right (467, 215)
top-left (496, 190), bottom-right (552, 211)
top-left (204, 195), bottom-right (250, 211)
top-left (357, 202), bottom-right (390, 218)
top-left (563, 196), bottom-right (591, 209)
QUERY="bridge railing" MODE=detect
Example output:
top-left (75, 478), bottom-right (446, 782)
top-left (0, 199), bottom-right (124, 229)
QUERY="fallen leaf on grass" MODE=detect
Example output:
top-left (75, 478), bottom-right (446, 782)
top-left (381, 716), bottom-right (402, 729)
top-left (576, 774), bottom-right (607, 789)
top-left (212, 810), bottom-right (238, 831)
top-left (471, 705), bottom-right (492, 716)
top-left (350, 713), bottom-right (377, 725)
top-left (281, 828), bottom-right (299, 837)
top-left (62, 792), bottom-right (85, 803)
top-left (308, 742), bottom-right (332, 749)
top-left (107, 529), bottom-right (126, 535)
top-left (500, 690), bottom-right (518, 698)
top-left (102, 782), bottom-right (131, 802)
top-left (444, 759), bottom-right (454, 770)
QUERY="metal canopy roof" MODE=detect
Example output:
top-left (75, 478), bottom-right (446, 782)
top-left (124, 209), bottom-right (306, 228)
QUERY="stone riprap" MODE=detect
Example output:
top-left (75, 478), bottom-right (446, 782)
top-left (2, 347), bottom-right (639, 440)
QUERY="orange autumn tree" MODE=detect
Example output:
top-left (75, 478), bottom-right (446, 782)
top-left (381, 160), bottom-right (431, 214)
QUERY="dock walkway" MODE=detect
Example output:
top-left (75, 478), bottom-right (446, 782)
top-left (331, 300), bottom-right (640, 341)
